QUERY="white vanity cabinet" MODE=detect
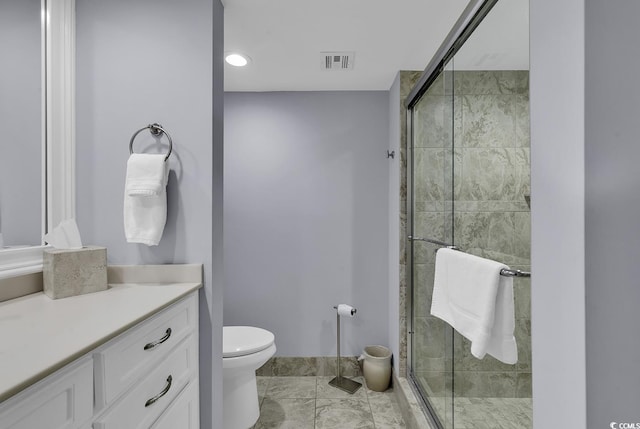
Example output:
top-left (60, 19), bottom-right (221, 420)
top-left (150, 381), bottom-right (200, 429)
top-left (92, 293), bottom-right (199, 429)
top-left (0, 358), bottom-right (93, 429)
top-left (0, 289), bottom-right (200, 429)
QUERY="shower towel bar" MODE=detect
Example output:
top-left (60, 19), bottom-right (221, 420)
top-left (499, 268), bottom-right (531, 278)
top-left (408, 236), bottom-right (531, 278)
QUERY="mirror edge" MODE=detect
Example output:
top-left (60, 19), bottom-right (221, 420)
top-left (46, 0), bottom-right (76, 232)
top-left (0, 0), bottom-right (76, 281)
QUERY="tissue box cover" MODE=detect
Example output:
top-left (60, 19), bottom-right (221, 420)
top-left (43, 246), bottom-right (108, 299)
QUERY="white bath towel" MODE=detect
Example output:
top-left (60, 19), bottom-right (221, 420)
top-left (124, 154), bottom-right (169, 246)
top-left (430, 248), bottom-right (517, 364)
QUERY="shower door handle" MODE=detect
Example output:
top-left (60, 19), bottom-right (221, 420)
top-left (408, 236), bottom-right (458, 250)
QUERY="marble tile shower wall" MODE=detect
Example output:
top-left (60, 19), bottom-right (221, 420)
top-left (408, 70), bottom-right (531, 399)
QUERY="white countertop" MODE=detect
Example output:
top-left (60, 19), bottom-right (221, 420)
top-left (0, 281), bottom-right (202, 402)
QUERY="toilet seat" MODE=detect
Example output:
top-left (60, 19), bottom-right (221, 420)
top-left (223, 326), bottom-right (275, 358)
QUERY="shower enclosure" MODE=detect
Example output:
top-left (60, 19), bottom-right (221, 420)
top-left (405, 1), bottom-right (531, 428)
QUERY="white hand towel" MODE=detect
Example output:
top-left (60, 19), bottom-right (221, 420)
top-left (125, 153), bottom-right (168, 196)
top-left (124, 154), bottom-right (169, 246)
top-left (430, 248), bottom-right (517, 364)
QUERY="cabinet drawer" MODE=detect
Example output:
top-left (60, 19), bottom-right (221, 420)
top-left (0, 357), bottom-right (93, 429)
top-left (94, 294), bottom-right (197, 407)
top-left (150, 381), bottom-right (199, 429)
top-left (93, 334), bottom-right (198, 429)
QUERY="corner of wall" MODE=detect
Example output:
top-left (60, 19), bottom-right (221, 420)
top-left (388, 72), bottom-right (401, 374)
top-left (210, 0), bottom-right (225, 428)
top-left (530, 0), bottom-right (586, 427)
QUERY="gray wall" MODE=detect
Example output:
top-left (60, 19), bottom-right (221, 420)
top-left (388, 73), bottom-right (401, 374)
top-left (0, 0), bottom-right (41, 246)
top-left (224, 91), bottom-right (389, 357)
top-left (530, 0), bottom-right (587, 427)
top-left (585, 1), bottom-right (640, 427)
top-left (532, 1), bottom-right (640, 426)
top-left (75, 1), bottom-right (223, 428)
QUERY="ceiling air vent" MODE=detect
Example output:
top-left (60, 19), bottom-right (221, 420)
top-left (321, 52), bottom-right (355, 71)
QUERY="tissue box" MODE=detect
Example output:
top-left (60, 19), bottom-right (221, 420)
top-left (43, 246), bottom-right (108, 299)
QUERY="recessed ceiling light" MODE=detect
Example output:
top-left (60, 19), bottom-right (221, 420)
top-left (225, 53), bottom-right (250, 67)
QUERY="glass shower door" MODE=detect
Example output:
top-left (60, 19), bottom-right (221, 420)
top-left (409, 60), bottom-right (455, 429)
top-left (407, 1), bottom-right (531, 428)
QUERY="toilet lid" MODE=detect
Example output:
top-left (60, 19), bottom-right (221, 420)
top-left (223, 326), bottom-right (275, 358)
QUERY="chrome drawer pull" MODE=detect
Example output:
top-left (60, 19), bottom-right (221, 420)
top-left (144, 328), bottom-right (172, 350)
top-left (145, 375), bottom-right (172, 407)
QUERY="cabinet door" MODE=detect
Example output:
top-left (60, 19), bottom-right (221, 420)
top-left (0, 358), bottom-right (93, 429)
top-left (150, 382), bottom-right (199, 429)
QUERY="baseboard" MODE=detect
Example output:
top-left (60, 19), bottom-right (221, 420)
top-left (256, 356), bottom-right (362, 377)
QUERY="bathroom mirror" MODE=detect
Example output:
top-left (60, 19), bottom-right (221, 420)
top-left (0, 0), bottom-right (42, 250)
top-left (0, 0), bottom-right (75, 280)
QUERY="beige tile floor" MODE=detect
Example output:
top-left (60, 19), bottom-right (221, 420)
top-left (252, 376), bottom-right (407, 429)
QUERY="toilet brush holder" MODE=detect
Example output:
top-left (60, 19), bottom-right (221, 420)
top-left (328, 304), bottom-right (362, 394)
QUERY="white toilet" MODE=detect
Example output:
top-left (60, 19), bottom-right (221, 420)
top-left (223, 326), bottom-right (276, 429)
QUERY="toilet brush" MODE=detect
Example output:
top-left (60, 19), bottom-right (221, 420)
top-left (329, 304), bottom-right (362, 394)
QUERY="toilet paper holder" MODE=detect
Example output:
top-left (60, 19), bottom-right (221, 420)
top-left (329, 304), bottom-right (362, 394)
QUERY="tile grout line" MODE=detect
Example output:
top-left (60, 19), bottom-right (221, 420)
top-left (364, 383), bottom-right (379, 429)
top-left (314, 375), bottom-right (318, 429)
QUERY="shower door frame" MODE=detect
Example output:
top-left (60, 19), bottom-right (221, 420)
top-left (404, 0), bottom-right (499, 427)
top-left (406, 104), bottom-right (446, 428)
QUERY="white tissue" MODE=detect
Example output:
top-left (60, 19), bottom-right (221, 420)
top-left (44, 219), bottom-right (83, 249)
top-left (337, 304), bottom-right (357, 317)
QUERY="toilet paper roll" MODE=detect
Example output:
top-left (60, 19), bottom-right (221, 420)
top-left (337, 304), bottom-right (357, 317)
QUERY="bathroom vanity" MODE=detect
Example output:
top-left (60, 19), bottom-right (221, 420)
top-left (0, 265), bottom-right (202, 429)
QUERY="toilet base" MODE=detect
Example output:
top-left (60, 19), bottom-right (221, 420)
top-left (222, 330), bottom-right (276, 429)
top-left (223, 369), bottom-right (260, 429)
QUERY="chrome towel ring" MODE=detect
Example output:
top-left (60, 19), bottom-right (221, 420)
top-left (129, 123), bottom-right (173, 161)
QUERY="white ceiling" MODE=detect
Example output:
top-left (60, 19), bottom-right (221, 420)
top-left (223, 0), bottom-right (529, 92)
